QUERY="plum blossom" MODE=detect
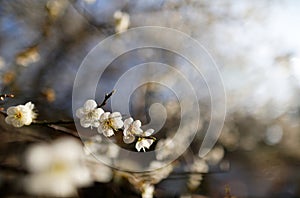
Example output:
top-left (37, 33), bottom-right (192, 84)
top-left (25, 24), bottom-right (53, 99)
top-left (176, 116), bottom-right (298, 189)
top-left (135, 128), bottom-right (155, 152)
top-left (76, 100), bottom-right (104, 128)
top-left (155, 138), bottom-right (176, 161)
top-left (76, 99), bottom-right (104, 128)
top-left (5, 102), bottom-right (36, 127)
top-left (24, 138), bottom-right (92, 197)
top-left (123, 117), bottom-right (143, 143)
top-left (122, 118), bottom-right (155, 152)
top-left (98, 112), bottom-right (123, 137)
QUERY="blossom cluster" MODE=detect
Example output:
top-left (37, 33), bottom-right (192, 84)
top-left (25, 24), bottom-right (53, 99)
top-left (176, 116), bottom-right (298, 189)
top-left (76, 99), bottom-right (155, 152)
top-left (24, 137), bottom-right (113, 197)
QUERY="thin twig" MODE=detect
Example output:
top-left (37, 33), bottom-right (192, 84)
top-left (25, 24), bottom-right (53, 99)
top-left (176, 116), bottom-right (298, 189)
top-left (47, 124), bottom-right (80, 138)
top-left (0, 164), bottom-right (28, 174)
top-left (33, 120), bottom-right (74, 125)
top-left (99, 90), bottom-right (115, 108)
top-left (0, 110), bottom-right (7, 116)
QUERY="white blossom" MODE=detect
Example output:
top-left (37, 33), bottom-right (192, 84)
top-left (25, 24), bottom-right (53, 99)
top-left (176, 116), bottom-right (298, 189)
top-left (84, 155), bottom-right (113, 183)
top-left (113, 10), bottom-right (130, 33)
top-left (155, 138), bottom-right (176, 161)
top-left (76, 99), bottom-right (104, 128)
top-left (24, 138), bottom-right (92, 197)
top-left (98, 112), bottom-right (123, 137)
top-left (123, 117), bottom-right (143, 143)
top-left (5, 102), bottom-right (36, 127)
top-left (135, 128), bottom-right (155, 152)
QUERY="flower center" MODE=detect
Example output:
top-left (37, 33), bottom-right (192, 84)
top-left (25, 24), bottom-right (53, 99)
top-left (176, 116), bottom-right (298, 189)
top-left (87, 111), bottom-right (96, 119)
top-left (15, 112), bottom-right (22, 119)
top-left (50, 161), bottom-right (67, 174)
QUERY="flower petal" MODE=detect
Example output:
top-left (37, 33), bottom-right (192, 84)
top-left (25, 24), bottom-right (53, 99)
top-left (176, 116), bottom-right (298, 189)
top-left (103, 129), bottom-right (114, 137)
top-left (75, 108), bottom-right (85, 118)
top-left (100, 112), bottom-right (110, 122)
top-left (144, 129), bottom-right (154, 137)
top-left (133, 120), bottom-right (142, 128)
top-left (123, 135), bottom-right (135, 144)
top-left (112, 117), bottom-right (124, 129)
top-left (124, 117), bottom-right (133, 128)
top-left (83, 99), bottom-right (97, 110)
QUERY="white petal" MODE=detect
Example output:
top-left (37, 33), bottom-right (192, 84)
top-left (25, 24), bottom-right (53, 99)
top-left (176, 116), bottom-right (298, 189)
top-left (25, 102), bottom-right (34, 110)
top-left (91, 120), bottom-right (100, 128)
top-left (134, 127), bottom-right (143, 136)
top-left (144, 139), bottom-right (154, 149)
top-left (75, 108), bottom-right (84, 118)
top-left (103, 129), bottom-right (114, 137)
top-left (97, 125), bottom-right (103, 134)
top-left (123, 135), bottom-right (135, 144)
top-left (12, 118), bottom-right (25, 127)
top-left (100, 112), bottom-right (110, 122)
top-left (133, 120), bottom-right (142, 128)
top-left (6, 106), bottom-right (19, 115)
top-left (80, 119), bottom-right (91, 128)
top-left (137, 138), bottom-right (154, 152)
top-left (112, 118), bottom-right (124, 129)
top-left (123, 128), bottom-right (129, 136)
top-left (124, 117), bottom-right (133, 128)
top-left (5, 116), bottom-right (13, 125)
top-left (135, 141), bottom-right (143, 152)
top-left (83, 99), bottom-right (97, 110)
top-left (110, 112), bottom-right (121, 118)
top-left (144, 129), bottom-right (154, 137)
top-left (94, 108), bottom-right (104, 117)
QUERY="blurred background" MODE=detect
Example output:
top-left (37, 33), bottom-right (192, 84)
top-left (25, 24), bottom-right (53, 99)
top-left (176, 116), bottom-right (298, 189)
top-left (1, 0), bottom-right (300, 197)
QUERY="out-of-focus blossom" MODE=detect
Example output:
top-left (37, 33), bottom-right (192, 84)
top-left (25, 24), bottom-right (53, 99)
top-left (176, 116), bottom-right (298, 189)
top-left (84, 155), bottom-right (113, 183)
top-left (202, 145), bottom-right (225, 166)
top-left (123, 117), bottom-right (143, 143)
top-left (141, 183), bottom-right (155, 198)
top-left (148, 161), bottom-right (174, 183)
top-left (190, 159), bottom-right (209, 173)
top-left (46, 0), bottom-right (69, 19)
top-left (155, 138), bottom-right (175, 160)
top-left (119, 162), bottom-right (173, 197)
top-left (24, 138), bottom-right (92, 197)
top-left (2, 71), bottom-right (15, 85)
top-left (42, 88), bottom-right (56, 103)
top-left (187, 158), bottom-right (209, 191)
top-left (98, 112), bottom-right (123, 137)
top-left (83, 135), bottom-right (102, 155)
top-left (16, 45), bottom-right (40, 67)
top-left (113, 10), bottom-right (130, 33)
top-left (188, 174), bottom-right (203, 191)
top-left (5, 102), bottom-right (36, 127)
top-left (76, 99), bottom-right (104, 128)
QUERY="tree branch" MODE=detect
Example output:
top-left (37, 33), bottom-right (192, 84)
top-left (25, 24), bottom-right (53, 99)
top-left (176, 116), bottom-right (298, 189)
top-left (98, 90), bottom-right (115, 108)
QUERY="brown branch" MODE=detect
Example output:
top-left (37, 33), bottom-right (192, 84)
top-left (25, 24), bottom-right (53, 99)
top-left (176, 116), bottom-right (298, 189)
top-left (98, 90), bottom-right (115, 108)
top-left (47, 124), bottom-right (80, 139)
top-left (33, 120), bottom-right (74, 125)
